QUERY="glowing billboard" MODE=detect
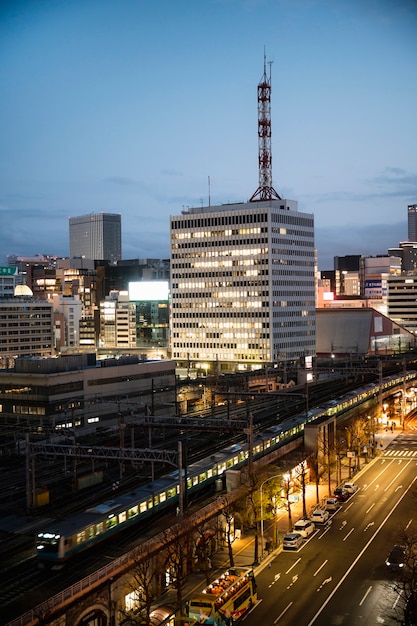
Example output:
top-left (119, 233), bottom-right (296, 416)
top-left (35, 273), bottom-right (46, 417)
top-left (128, 281), bottom-right (169, 301)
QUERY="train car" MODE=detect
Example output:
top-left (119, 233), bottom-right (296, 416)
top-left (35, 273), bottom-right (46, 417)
top-left (36, 371), bottom-right (417, 564)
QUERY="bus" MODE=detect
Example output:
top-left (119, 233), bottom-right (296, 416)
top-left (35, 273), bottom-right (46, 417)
top-left (187, 567), bottom-right (257, 625)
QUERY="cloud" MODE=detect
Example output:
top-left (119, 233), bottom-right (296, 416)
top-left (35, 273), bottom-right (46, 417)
top-left (160, 169), bottom-right (182, 177)
top-left (371, 168), bottom-right (417, 189)
top-left (316, 220), bottom-right (407, 270)
top-left (104, 176), bottom-right (137, 186)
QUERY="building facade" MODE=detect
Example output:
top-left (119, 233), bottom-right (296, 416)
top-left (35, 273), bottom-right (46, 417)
top-left (388, 274), bottom-right (417, 336)
top-left (0, 297), bottom-right (54, 367)
top-left (99, 291), bottom-right (137, 349)
top-left (170, 199), bottom-right (315, 373)
top-left (0, 353), bottom-right (176, 431)
top-left (408, 203), bottom-right (417, 242)
top-left (69, 213), bottom-right (121, 263)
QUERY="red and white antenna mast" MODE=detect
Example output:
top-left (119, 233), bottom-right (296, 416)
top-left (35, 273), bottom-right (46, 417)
top-left (249, 52), bottom-right (281, 202)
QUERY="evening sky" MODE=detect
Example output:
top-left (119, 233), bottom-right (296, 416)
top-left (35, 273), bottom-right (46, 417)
top-left (1, 0), bottom-right (416, 269)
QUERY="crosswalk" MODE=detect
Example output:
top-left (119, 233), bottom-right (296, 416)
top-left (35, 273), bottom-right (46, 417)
top-left (382, 449), bottom-right (417, 458)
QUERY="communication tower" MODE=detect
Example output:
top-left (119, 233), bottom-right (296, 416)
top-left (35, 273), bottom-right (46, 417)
top-left (249, 53), bottom-right (281, 202)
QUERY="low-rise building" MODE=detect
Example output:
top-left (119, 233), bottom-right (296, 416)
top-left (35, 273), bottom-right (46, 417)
top-left (0, 353), bottom-right (176, 432)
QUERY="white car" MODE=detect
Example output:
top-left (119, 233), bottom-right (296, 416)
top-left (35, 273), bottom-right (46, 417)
top-left (310, 509), bottom-right (330, 523)
top-left (293, 519), bottom-right (315, 538)
top-left (343, 482), bottom-right (359, 494)
top-left (324, 497), bottom-right (338, 511)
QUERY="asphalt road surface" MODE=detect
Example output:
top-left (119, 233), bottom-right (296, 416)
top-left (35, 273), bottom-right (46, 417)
top-left (247, 428), bottom-right (417, 626)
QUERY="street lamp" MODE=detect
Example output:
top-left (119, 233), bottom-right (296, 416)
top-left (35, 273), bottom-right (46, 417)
top-left (260, 474), bottom-right (281, 560)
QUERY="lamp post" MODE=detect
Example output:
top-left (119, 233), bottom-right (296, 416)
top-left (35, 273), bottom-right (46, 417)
top-left (260, 474), bottom-right (281, 560)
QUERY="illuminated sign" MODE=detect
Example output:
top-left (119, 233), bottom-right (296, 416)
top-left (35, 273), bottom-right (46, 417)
top-left (128, 281), bottom-right (169, 301)
top-left (0, 266), bottom-right (17, 275)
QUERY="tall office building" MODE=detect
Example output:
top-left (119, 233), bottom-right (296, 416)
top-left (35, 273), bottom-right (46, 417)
top-left (408, 204), bottom-right (417, 242)
top-left (170, 199), bottom-right (316, 372)
top-left (170, 56), bottom-right (316, 373)
top-left (69, 213), bottom-right (121, 263)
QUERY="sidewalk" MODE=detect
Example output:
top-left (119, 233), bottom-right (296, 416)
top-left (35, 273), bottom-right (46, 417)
top-left (170, 425), bottom-right (401, 606)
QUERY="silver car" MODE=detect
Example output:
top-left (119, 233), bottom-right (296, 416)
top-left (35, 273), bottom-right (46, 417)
top-left (283, 532), bottom-right (304, 550)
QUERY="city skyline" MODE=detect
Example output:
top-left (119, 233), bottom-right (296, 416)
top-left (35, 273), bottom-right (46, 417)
top-left (1, 0), bottom-right (416, 270)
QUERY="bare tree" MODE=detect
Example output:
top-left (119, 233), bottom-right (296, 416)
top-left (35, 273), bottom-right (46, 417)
top-left (193, 521), bottom-right (216, 583)
top-left (160, 520), bottom-right (194, 619)
top-left (220, 498), bottom-right (236, 568)
top-left (118, 548), bottom-right (158, 626)
top-left (385, 515), bottom-right (417, 625)
top-left (291, 451), bottom-right (310, 519)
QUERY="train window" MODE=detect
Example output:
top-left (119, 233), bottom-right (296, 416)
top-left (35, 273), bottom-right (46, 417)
top-left (207, 468), bottom-right (213, 478)
top-left (218, 462), bottom-right (226, 474)
top-left (96, 522), bottom-right (104, 535)
top-left (186, 477), bottom-right (192, 489)
top-left (192, 476), bottom-right (199, 486)
top-left (77, 531), bottom-right (86, 545)
top-left (140, 501), bottom-right (147, 513)
top-left (128, 506), bottom-right (138, 518)
top-left (119, 511), bottom-right (127, 524)
top-left (88, 526), bottom-right (94, 539)
top-left (106, 516), bottom-right (117, 530)
top-left (160, 492), bottom-right (167, 503)
top-left (167, 486), bottom-right (177, 498)
top-left (199, 471), bottom-right (207, 483)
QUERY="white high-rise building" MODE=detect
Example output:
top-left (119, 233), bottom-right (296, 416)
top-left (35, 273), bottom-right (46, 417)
top-left (170, 199), bottom-right (316, 373)
top-left (69, 213), bottom-right (121, 263)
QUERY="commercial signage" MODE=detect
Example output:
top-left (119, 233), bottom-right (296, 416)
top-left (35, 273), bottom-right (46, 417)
top-left (128, 280), bottom-right (169, 301)
top-left (0, 266), bottom-right (17, 275)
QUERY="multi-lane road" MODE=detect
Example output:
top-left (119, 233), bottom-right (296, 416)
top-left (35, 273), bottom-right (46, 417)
top-left (251, 428), bottom-right (417, 625)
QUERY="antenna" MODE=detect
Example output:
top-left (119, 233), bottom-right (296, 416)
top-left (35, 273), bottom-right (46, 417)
top-left (249, 51), bottom-right (281, 202)
top-left (208, 175), bottom-right (211, 207)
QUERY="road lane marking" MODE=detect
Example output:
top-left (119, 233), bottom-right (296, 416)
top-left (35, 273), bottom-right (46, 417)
top-left (384, 461), bottom-right (411, 492)
top-left (317, 576), bottom-right (332, 592)
top-left (359, 585), bottom-right (372, 606)
top-left (274, 602), bottom-right (293, 624)
top-left (343, 528), bottom-right (354, 541)
top-left (268, 573), bottom-right (281, 588)
top-left (285, 558), bottom-right (301, 574)
top-left (392, 589), bottom-right (403, 609)
top-left (313, 560), bottom-right (328, 577)
top-left (286, 574), bottom-right (298, 589)
top-left (306, 474), bottom-right (417, 626)
top-left (365, 503), bottom-right (375, 514)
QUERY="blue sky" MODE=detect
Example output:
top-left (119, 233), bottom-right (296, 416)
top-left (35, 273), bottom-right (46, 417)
top-left (1, 0), bottom-right (416, 270)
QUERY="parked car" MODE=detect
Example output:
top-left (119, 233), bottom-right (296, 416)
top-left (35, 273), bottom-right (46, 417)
top-left (343, 482), bottom-right (359, 494)
top-left (283, 532), bottom-right (304, 550)
top-left (310, 509), bottom-right (330, 523)
top-left (385, 545), bottom-right (406, 569)
top-left (334, 487), bottom-right (349, 501)
top-left (293, 519), bottom-right (315, 538)
top-left (324, 497), bottom-right (339, 510)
